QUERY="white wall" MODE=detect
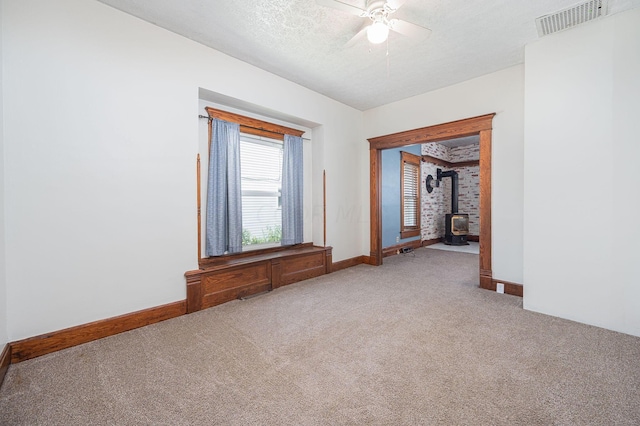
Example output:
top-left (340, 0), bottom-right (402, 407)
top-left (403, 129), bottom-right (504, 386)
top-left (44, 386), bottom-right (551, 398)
top-left (3, 0), bottom-right (363, 341)
top-left (0, 0), bottom-right (8, 348)
top-left (363, 65), bottom-right (525, 284)
top-left (524, 7), bottom-right (640, 337)
top-left (321, 111), bottom-right (366, 257)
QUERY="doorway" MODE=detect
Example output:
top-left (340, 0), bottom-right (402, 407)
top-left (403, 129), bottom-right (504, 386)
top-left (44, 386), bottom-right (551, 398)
top-left (367, 114), bottom-right (495, 290)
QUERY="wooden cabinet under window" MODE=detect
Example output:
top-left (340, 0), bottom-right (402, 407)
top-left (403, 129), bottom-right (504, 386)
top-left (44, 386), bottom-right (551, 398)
top-left (185, 244), bottom-right (332, 313)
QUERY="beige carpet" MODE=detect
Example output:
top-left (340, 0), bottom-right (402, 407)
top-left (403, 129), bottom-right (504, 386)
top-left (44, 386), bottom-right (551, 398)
top-left (1, 248), bottom-right (639, 425)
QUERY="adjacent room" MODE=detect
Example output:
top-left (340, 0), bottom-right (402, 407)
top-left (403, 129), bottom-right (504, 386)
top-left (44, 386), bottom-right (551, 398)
top-left (381, 135), bottom-right (481, 257)
top-left (1, 0), bottom-right (639, 424)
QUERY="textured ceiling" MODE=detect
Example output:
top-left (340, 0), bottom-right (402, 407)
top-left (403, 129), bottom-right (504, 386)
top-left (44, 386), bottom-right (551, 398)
top-left (96, 0), bottom-right (640, 111)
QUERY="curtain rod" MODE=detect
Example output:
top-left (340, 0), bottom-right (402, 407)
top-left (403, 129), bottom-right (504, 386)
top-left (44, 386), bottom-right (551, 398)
top-left (198, 115), bottom-right (310, 141)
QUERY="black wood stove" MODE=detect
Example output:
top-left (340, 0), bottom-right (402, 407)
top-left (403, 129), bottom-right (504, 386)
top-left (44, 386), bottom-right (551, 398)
top-left (437, 168), bottom-right (469, 246)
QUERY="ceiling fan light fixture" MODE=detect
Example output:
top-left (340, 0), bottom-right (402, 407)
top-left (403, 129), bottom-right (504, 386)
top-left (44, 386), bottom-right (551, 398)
top-left (367, 21), bottom-right (389, 44)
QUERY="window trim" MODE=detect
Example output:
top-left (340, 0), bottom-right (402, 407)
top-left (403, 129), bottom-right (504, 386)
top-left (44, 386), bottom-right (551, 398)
top-left (400, 151), bottom-right (421, 239)
top-left (206, 107), bottom-right (304, 140)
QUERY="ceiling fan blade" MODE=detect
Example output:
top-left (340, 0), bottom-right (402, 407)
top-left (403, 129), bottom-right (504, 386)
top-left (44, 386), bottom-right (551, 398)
top-left (385, 0), bottom-right (408, 12)
top-left (389, 18), bottom-right (432, 38)
top-left (316, 0), bottom-right (368, 17)
top-left (345, 23), bottom-right (370, 48)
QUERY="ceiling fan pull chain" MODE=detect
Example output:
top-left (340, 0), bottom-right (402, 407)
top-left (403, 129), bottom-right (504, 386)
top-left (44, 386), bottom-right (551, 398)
top-left (386, 38), bottom-right (390, 79)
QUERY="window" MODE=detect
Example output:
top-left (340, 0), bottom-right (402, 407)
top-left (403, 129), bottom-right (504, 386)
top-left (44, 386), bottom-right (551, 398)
top-left (201, 106), bottom-right (306, 259)
top-left (400, 151), bottom-right (421, 238)
top-left (240, 135), bottom-right (283, 248)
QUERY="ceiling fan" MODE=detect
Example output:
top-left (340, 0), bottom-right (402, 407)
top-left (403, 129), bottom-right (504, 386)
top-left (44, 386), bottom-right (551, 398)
top-left (317, 0), bottom-right (431, 46)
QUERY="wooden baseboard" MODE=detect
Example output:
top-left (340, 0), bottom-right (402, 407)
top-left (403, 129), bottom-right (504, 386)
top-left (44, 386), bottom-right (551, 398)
top-left (382, 239), bottom-right (422, 258)
top-left (421, 238), bottom-right (443, 246)
top-left (362, 255), bottom-right (376, 266)
top-left (479, 268), bottom-right (493, 290)
top-left (0, 344), bottom-right (10, 389)
top-left (467, 235), bottom-right (480, 242)
top-left (332, 256), bottom-right (366, 272)
top-left (10, 300), bottom-right (187, 363)
top-left (491, 279), bottom-right (524, 297)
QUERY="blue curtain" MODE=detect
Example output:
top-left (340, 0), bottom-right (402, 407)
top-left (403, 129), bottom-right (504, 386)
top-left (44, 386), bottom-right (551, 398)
top-left (206, 119), bottom-right (242, 256)
top-left (281, 134), bottom-right (303, 245)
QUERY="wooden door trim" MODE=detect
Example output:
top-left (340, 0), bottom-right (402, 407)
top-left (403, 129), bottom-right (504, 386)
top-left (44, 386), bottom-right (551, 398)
top-left (367, 114), bottom-right (495, 290)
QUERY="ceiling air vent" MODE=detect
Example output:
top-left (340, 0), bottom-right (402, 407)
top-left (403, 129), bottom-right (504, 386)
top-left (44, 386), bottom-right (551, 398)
top-left (536, 0), bottom-right (609, 37)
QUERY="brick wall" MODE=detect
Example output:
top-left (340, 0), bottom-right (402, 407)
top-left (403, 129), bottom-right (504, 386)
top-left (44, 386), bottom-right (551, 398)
top-left (422, 141), bottom-right (450, 160)
top-left (449, 144), bottom-right (479, 162)
top-left (453, 165), bottom-right (480, 236)
top-left (421, 161), bottom-right (447, 240)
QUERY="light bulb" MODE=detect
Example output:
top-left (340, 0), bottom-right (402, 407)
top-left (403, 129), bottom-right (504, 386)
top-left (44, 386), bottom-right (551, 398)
top-left (367, 21), bottom-right (389, 44)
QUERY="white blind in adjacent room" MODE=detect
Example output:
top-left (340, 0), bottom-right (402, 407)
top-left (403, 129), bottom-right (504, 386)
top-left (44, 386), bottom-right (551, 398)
top-left (403, 162), bottom-right (419, 228)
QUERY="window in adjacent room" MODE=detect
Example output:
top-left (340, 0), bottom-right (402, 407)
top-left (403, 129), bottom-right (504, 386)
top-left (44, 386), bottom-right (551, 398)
top-left (400, 151), bottom-right (421, 238)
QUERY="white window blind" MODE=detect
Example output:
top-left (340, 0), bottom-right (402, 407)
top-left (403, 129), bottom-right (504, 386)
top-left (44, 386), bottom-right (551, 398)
top-left (239, 135), bottom-right (283, 246)
top-left (403, 162), bottom-right (419, 228)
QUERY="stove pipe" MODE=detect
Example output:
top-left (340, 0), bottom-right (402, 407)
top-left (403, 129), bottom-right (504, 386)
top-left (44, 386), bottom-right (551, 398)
top-left (437, 168), bottom-right (459, 213)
